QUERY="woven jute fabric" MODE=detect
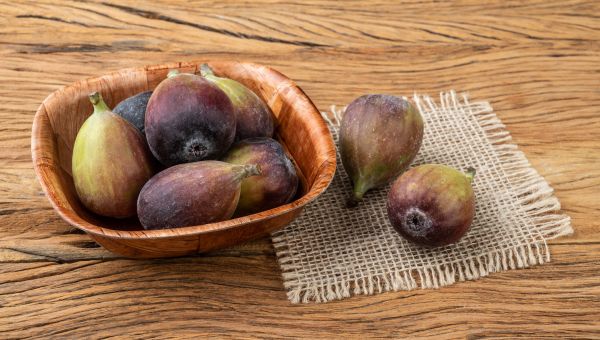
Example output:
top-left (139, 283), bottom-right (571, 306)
top-left (272, 91), bottom-right (573, 304)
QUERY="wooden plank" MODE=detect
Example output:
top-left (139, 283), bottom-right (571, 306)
top-left (0, 244), bottom-right (598, 338)
top-left (0, 0), bottom-right (598, 337)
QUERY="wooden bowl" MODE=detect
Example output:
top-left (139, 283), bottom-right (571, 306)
top-left (31, 61), bottom-right (336, 258)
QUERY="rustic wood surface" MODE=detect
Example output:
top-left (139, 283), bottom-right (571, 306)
top-left (1, 0), bottom-right (599, 338)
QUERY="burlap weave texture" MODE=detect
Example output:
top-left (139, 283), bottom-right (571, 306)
top-left (272, 91), bottom-right (572, 304)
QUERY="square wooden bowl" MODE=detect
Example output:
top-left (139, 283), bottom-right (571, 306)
top-left (31, 61), bottom-right (336, 258)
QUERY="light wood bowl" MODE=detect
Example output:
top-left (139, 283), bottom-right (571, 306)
top-left (31, 61), bottom-right (336, 258)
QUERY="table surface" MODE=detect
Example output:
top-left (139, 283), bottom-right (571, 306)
top-left (1, 0), bottom-right (599, 338)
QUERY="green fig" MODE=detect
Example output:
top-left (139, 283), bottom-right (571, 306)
top-left (200, 64), bottom-right (275, 141)
top-left (387, 164), bottom-right (476, 247)
top-left (137, 161), bottom-right (261, 230)
top-left (340, 94), bottom-right (424, 206)
top-left (145, 70), bottom-right (236, 166)
top-left (222, 137), bottom-right (298, 216)
top-left (72, 92), bottom-right (155, 218)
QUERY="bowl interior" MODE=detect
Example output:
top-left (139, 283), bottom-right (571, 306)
top-left (32, 61), bottom-right (336, 238)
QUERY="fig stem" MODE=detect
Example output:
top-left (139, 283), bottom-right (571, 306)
top-left (167, 69), bottom-right (180, 78)
top-left (346, 196), bottom-right (360, 208)
top-left (200, 64), bottom-right (215, 77)
top-left (346, 189), bottom-right (365, 208)
top-left (237, 164), bottom-right (261, 180)
top-left (465, 167), bottom-right (476, 183)
top-left (88, 92), bottom-right (110, 114)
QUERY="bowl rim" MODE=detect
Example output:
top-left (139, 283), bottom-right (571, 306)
top-left (31, 61), bottom-right (337, 240)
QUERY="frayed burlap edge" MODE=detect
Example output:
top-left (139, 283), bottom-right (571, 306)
top-left (272, 91), bottom-right (573, 304)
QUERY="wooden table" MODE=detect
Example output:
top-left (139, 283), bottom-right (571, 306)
top-left (1, 1), bottom-right (598, 338)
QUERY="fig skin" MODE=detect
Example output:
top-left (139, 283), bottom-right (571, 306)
top-left (137, 161), bottom-right (261, 230)
top-left (145, 70), bottom-right (236, 166)
top-left (386, 164), bottom-right (476, 247)
top-left (340, 95), bottom-right (424, 206)
top-left (113, 90), bottom-right (152, 141)
top-left (200, 64), bottom-right (275, 141)
top-left (222, 137), bottom-right (298, 216)
top-left (72, 92), bottom-right (155, 218)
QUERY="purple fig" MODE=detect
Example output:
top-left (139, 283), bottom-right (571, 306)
top-left (72, 92), bottom-right (155, 218)
top-left (222, 137), bottom-right (298, 216)
top-left (137, 161), bottom-right (261, 230)
top-left (113, 90), bottom-right (152, 141)
top-left (387, 164), bottom-right (476, 247)
top-left (340, 95), bottom-right (424, 206)
top-left (200, 64), bottom-right (274, 141)
top-left (145, 70), bottom-right (236, 166)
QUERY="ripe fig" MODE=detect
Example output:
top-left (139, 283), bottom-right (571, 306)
top-left (113, 90), bottom-right (152, 140)
top-left (386, 164), bottom-right (476, 247)
top-left (200, 64), bottom-right (274, 141)
top-left (137, 161), bottom-right (261, 230)
top-left (145, 70), bottom-right (236, 166)
top-left (340, 95), bottom-right (424, 206)
top-left (222, 137), bottom-right (298, 216)
top-left (72, 92), bottom-right (155, 218)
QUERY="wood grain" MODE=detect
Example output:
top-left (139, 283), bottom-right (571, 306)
top-left (0, 0), bottom-right (599, 338)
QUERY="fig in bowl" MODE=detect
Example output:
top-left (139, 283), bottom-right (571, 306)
top-left (222, 137), bottom-right (298, 217)
top-left (145, 70), bottom-right (236, 166)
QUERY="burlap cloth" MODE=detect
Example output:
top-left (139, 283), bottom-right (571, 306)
top-left (271, 91), bottom-right (573, 304)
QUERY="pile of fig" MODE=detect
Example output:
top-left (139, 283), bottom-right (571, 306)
top-left (72, 64), bottom-right (297, 230)
top-left (72, 63), bottom-right (476, 247)
top-left (340, 94), bottom-right (476, 247)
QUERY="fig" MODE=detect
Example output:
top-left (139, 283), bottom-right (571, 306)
top-left (113, 90), bottom-right (152, 140)
top-left (200, 64), bottom-right (274, 141)
top-left (340, 94), bottom-right (424, 206)
top-left (145, 70), bottom-right (236, 166)
top-left (137, 161), bottom-right (261, 230)
top-left (386, 164), bottom-right (476, 247)
top-left (222, 137), bottom-right (298, 216)
top-left (72, 92), bottom-right (155, 218)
